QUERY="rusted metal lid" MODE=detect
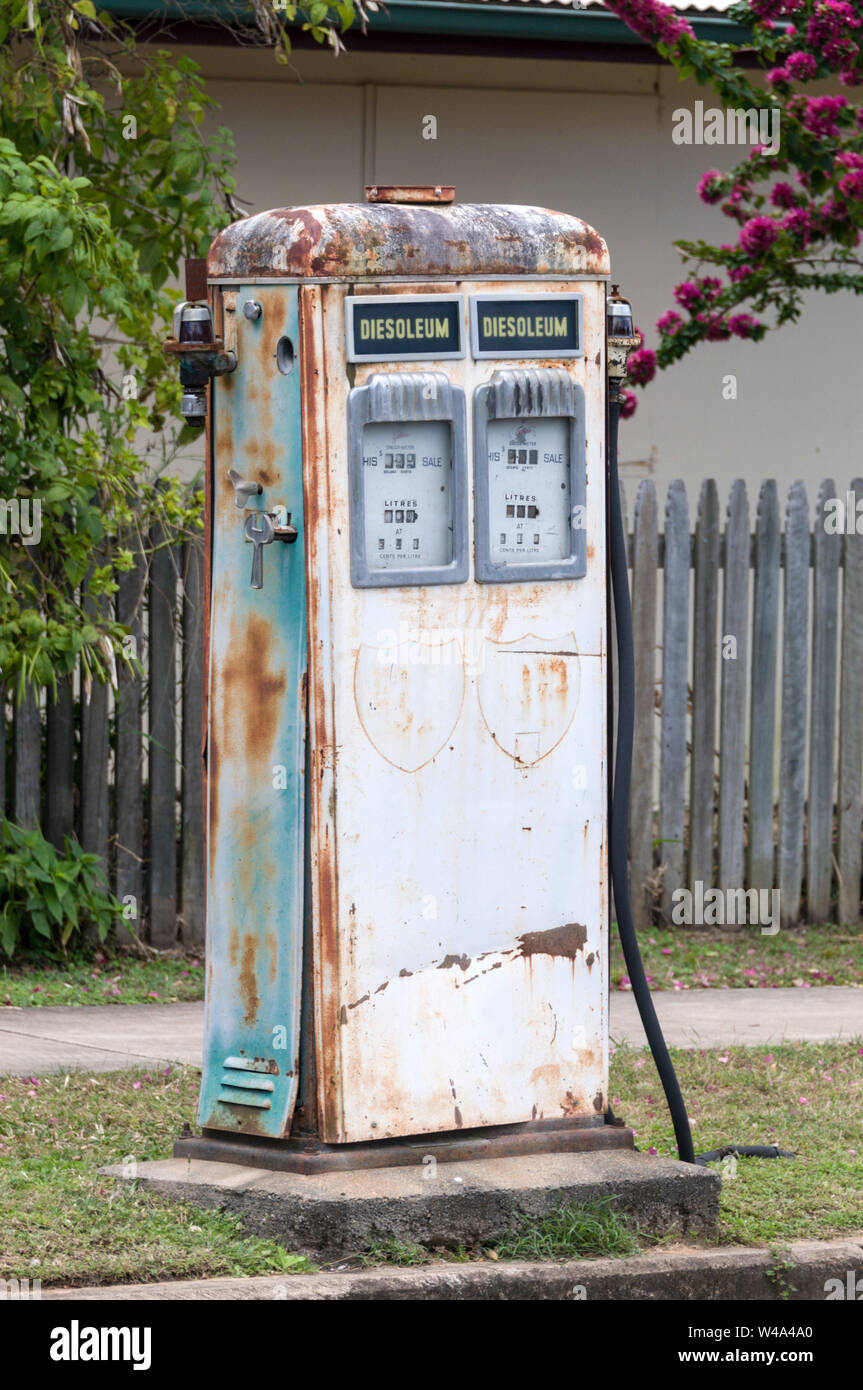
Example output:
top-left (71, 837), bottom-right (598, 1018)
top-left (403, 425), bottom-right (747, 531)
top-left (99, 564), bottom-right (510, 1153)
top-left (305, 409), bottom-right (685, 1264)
top-left (365, 185), bottom-right (455, 204)
top-left (208, 203), bottom-right (609, 281)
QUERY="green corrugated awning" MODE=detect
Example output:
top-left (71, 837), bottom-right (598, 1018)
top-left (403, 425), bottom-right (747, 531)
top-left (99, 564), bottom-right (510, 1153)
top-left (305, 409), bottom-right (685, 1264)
top-left (104, 0), bottom-right (754, 46)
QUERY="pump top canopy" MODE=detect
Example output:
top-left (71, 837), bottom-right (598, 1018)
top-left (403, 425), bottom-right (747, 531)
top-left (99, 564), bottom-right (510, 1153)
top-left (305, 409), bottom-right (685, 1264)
top-left (208, 201), bottom-right (610, 282)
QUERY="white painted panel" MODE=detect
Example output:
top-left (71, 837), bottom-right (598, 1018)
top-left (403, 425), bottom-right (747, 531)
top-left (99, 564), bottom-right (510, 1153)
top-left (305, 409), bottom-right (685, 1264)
top-left (309, 279), bottom-right (608, 1142)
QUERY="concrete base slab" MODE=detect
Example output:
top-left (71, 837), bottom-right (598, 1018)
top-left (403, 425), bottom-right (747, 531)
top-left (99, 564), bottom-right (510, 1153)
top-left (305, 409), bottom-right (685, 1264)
top-left (106, 1149), bottom-right (720, 1260)
top-left (42, 1235), bottom-right (863, 1301)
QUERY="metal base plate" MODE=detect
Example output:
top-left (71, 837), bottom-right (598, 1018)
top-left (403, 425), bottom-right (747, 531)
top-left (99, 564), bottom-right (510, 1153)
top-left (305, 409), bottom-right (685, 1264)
top-left (173, 1117), bottom-right (635, 1175)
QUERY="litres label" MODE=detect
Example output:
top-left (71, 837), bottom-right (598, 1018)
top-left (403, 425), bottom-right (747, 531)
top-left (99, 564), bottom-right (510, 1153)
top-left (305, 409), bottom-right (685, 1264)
top-left (346, 296), bottom-right (464, 362)
top-left (470, 294), bottom-right (582, 359)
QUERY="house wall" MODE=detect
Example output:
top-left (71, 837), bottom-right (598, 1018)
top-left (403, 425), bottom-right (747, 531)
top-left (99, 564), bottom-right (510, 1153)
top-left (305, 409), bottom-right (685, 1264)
top-left (155, 40), bottom-right (856, 512)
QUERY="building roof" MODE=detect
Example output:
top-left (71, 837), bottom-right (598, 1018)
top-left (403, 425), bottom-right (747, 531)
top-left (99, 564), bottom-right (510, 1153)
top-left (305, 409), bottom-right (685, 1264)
top-left (106, 0), bottom-right (753, 46)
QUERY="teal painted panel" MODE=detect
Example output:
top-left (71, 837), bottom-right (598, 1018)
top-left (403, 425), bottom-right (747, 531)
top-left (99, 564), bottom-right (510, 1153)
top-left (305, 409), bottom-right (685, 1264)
top-left (198, 285), bottom-right (307, 1139)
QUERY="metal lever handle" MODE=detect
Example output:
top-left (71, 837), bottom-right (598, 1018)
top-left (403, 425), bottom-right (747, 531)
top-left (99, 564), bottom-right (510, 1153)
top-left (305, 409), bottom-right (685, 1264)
top-left (244, 512), bottom-right (275, 590)
top-left (228, 469), bottom-right (263, 510)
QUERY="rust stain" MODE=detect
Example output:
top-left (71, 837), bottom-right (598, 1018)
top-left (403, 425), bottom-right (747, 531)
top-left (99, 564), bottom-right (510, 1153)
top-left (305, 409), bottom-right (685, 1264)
top-left (238, 933), bottom-right (260, 1025)
top-left (438, 953), bottom-right (471, 972)
top-left (220, 612), bottom-right (287, 764)
top-left (517, 922), bottom-right (588, 961)
top-left (298, 284), bottom-right (343, 1142)
top-left (530, 1063), bottom-right (563, 1087)
top-left (586, 952), bottom-right (595, 969)
top-left (454, 1106), bottom-right (464, 1129)
top-left (593, 1090), bottom-right (604, 1113)
top-left (560, 1091), bottom-right (581, 1117)
top-left (208, 203), bottom-right (609, 281)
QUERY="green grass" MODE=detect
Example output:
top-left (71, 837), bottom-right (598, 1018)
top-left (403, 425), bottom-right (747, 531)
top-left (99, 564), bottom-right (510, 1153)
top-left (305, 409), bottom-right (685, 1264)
top-left (610, 923), bottom-right (863, 991)
top-left (362, 1236), bottom-right (430, 1266)
top-left (1, 947), bottom-right (205, 1007)
top-left (493, 1196), bottom-right (640, 1261)
top-left (0, 1066), bottom-right (310, 1287)
top-left (3, 1040), bottom-right (862, 1286)
top-left (609, 1039), bottom-right (863, 1244)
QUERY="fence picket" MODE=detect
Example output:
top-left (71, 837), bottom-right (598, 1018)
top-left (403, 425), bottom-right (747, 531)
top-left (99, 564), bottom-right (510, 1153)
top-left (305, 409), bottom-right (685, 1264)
top-left (838, 479), bottom-right (863, 925)
top-left (115, 545), bottom-right (145, 936)
top-left (80, 582), bottom-right (110, 868)
top-left (778, 482), bottom-right (810, 925)
top-left (45, 680), bottom-right (75, 851)
top-left (0, 684), bottom-right (5, 819)
top-left (629, 480), bottom-right (658, 929)
top-left (181, 540), bottom-right (205, 946)
top-left (3, 475), bottom-right (861, 940)
top-left (659, 480), bottom-right (689, 922)
top-left (748, 481), bottom-right (780, 892)
top-left (13, 682), bottom-right (40, 830)
top-left (807, 479), bottom-right (840, 921)
top-left (718, 481), bottom-right (749, 895)
top-left (148, 529), bottom-right (178, 948)
top-left (689, 480), bottom-right (719, 891)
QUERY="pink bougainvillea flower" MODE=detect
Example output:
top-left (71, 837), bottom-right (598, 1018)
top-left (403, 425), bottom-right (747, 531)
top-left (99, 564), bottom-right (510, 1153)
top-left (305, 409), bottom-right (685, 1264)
top-left (740, 216), bottom-right (780, 257)
top-left (625, 347), bottom-right (657, 385)
top-left (606, 0), bottom-right (694, 47)
top-left (620, 388), bottom-right (638, 419)
top-left (729, 313), bottom-right (762, 338)
top-left (674, 280), bottom-right (703, 311)
top-left (786, 51), bottom-right (817, 80)
top-left (839, 169), bottom-right (863, 199)
top-left (697, 169), bottom-right (726, 204)
top-left (656, 309), bottom-right (683, 336)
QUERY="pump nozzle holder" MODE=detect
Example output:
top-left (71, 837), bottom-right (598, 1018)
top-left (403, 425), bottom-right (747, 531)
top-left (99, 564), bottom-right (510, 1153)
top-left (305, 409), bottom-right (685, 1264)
top-left (606, 284), bottom-right (640, 401)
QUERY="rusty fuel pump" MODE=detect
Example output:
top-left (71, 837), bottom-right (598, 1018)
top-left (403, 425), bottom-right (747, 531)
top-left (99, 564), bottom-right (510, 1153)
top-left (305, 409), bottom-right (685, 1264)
top-left (163, 189), bottom-right (704, 1174)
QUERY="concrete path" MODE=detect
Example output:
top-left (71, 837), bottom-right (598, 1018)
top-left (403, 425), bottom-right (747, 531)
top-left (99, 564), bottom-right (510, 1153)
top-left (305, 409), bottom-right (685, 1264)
top-left (0, 1002), bottom-right (203, 1075)
top-left (0, 986), bottom-right (861, 1075)
top-left (611, 984), bottom-right (863, 1048)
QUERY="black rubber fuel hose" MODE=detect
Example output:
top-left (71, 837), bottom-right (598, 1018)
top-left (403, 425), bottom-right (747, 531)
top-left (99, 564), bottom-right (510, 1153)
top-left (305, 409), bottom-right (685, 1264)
top-left (607, 393), bottom-right (696, 1165)
top-left (607, 396), bottom-right (794, 1171)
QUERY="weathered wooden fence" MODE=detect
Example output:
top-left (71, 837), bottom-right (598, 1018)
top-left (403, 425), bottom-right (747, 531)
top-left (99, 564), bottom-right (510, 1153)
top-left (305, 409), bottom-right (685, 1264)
top-left (1, 537), bottom-right (205, 948)
top-left (623, 475), bottom-right (863, 928)
top-left (2, 477), bottom-right (862, 942)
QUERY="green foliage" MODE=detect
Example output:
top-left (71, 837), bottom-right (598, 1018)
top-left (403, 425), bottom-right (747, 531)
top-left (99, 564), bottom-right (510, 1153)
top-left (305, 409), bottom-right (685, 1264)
top-left (604, 0), bottom-right (863, 375)
top-left (0, 0), bottom-right (241, 693)
top-left (493, 1195), bottom-right (641, 1261)
top-left (0, 0), bottom-right (357, 695)
top-left (0, 818), bottom-right (123, 957)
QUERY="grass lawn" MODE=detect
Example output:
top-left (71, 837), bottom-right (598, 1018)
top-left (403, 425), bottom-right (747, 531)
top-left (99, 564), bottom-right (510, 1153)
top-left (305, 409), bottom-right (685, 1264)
top-left (0, 1065), bottom-right (308, 1287)
top-left (1, 1041), bottom-right (861, 1285)
top-left (1, 948), bottom-right (205, 1007)
top-left (610, 923), bottom-right (863, 991)
top-left (611, 1039), bottom-right (863, 1244)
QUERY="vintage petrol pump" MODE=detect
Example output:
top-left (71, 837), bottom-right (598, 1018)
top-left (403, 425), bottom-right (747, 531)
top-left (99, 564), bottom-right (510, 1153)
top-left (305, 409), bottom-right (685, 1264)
top-left (170, 188), bottom-right (642, 1172)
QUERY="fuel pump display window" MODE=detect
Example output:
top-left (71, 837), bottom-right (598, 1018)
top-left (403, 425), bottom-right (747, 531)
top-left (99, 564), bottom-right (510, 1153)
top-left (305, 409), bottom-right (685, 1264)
top-left (348, 372), bottom-right (469, 587)
top-left (474, 369), bottom-right (587, 584)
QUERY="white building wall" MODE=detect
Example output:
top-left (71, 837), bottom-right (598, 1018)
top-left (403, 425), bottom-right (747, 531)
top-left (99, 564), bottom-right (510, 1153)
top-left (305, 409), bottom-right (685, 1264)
top-left (158, 41), bottom-right (858, 509)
